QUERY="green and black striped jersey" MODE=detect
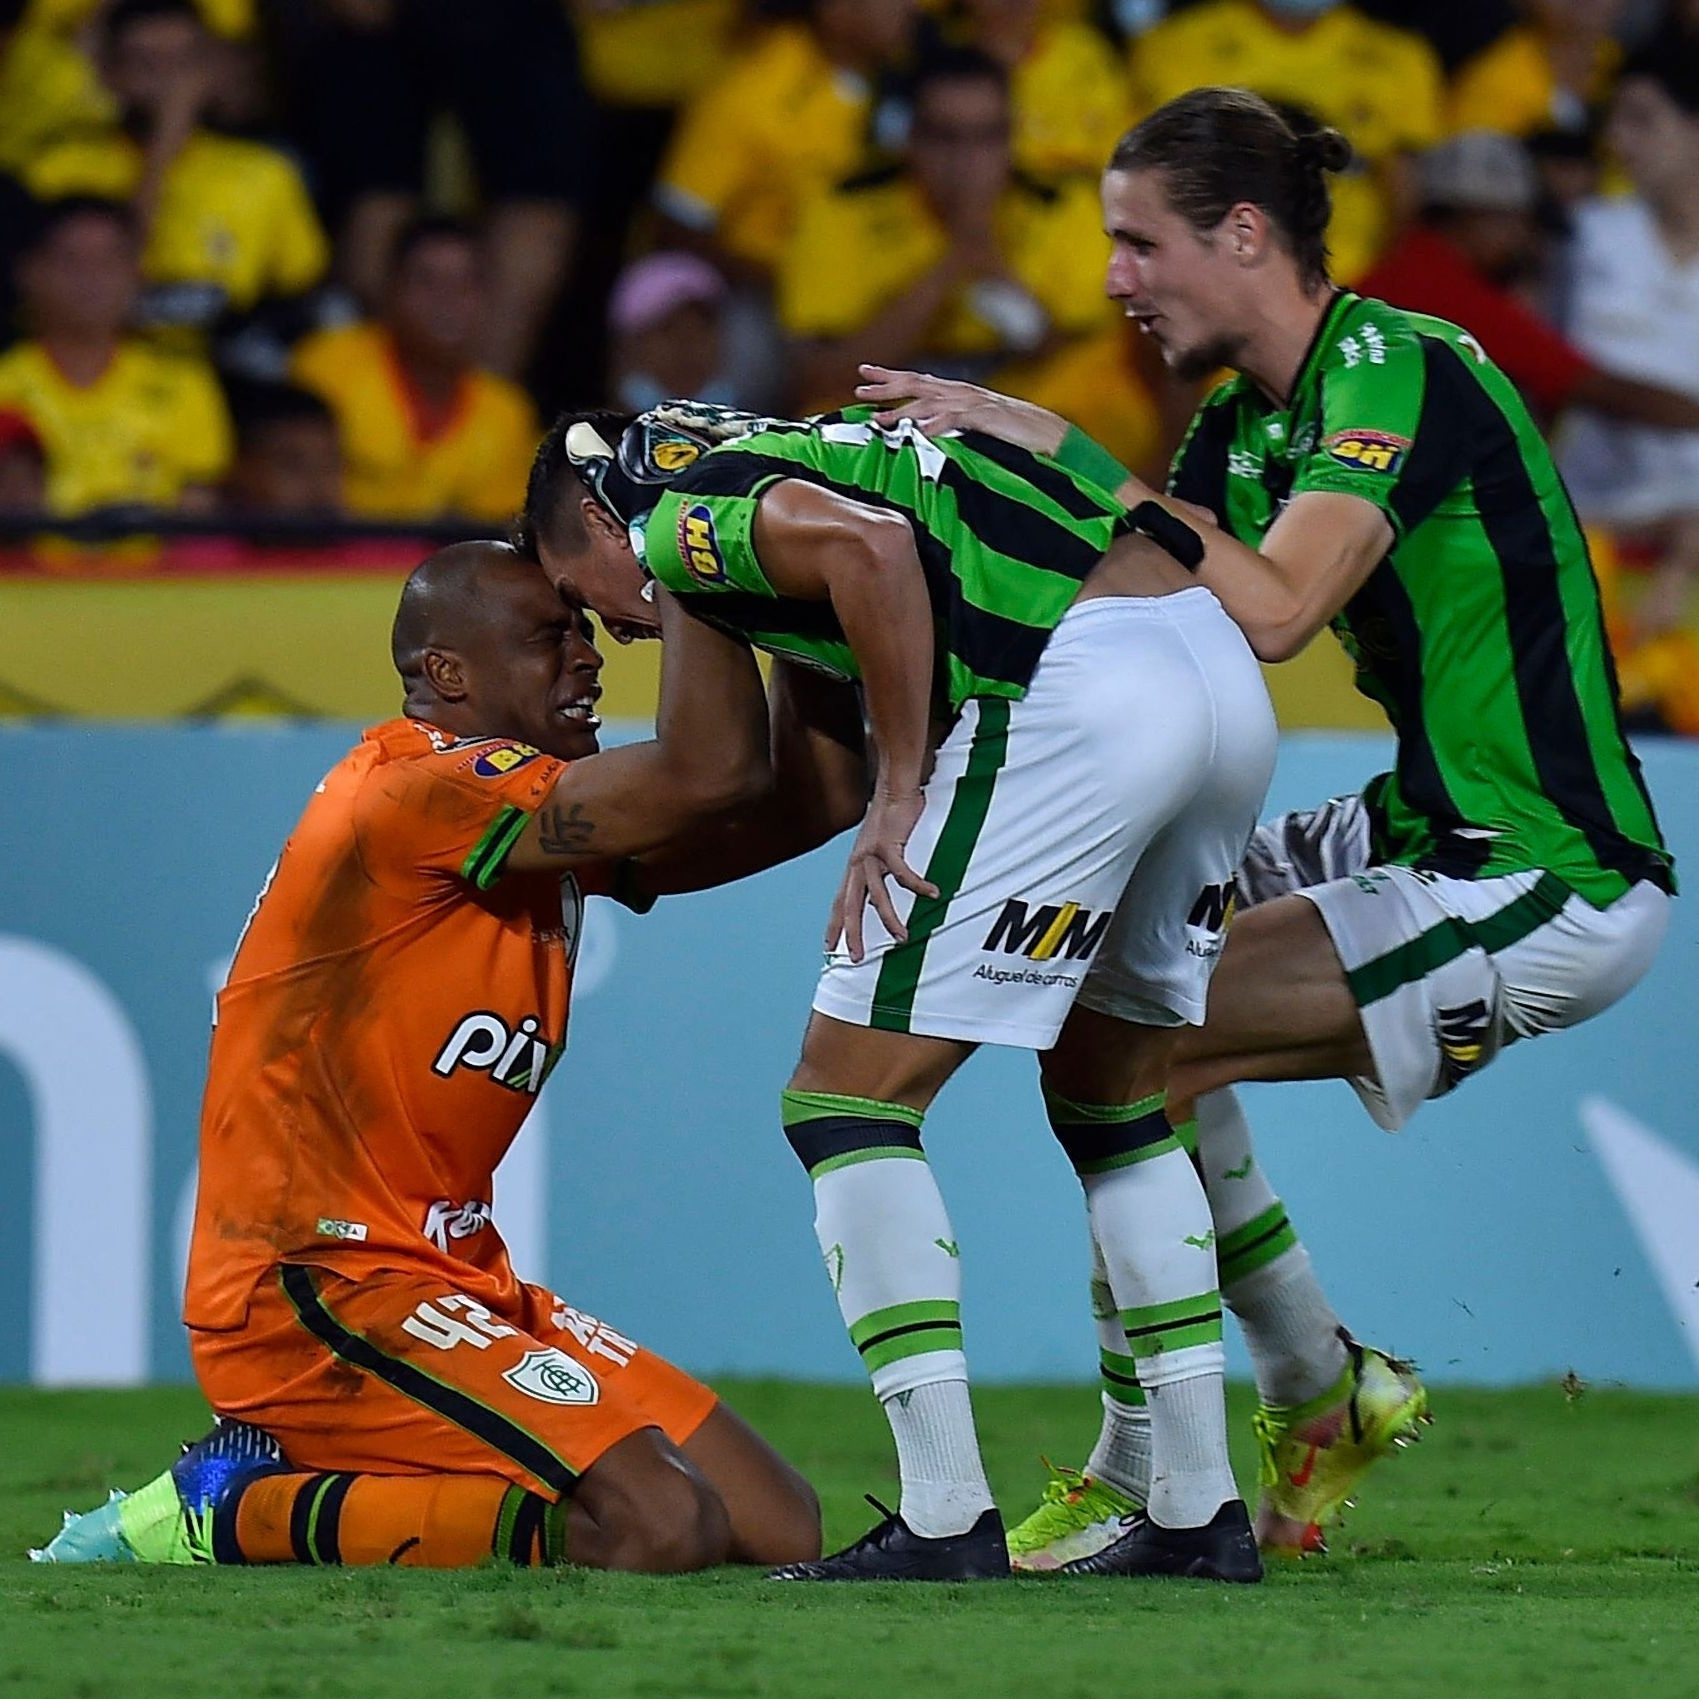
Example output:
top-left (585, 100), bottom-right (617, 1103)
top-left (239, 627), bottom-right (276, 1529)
top-left (639, 405), bottom-right (1125, 712)
top-left (1169, 290), bottom-right (1674, 906)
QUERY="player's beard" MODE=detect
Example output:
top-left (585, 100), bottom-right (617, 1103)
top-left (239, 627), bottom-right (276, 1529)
top-left (1169, 331), bottom-right (1246, 385)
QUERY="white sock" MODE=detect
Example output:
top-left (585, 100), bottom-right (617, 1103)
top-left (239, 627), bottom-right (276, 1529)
top-left (1144, 1366), bottom-right (1235, 1529)
top-left (1086, 1393), bottom-right (1151, 1504)
top-left (1196, 1088), bottom-right (1348, 1405)
top-left (1085, 1145), bottom-right (1236, 1534)
top-left (882, 1379), bottom-right (995, 1538)
top-left (1086, 1238), bottom-right (1149, 1501)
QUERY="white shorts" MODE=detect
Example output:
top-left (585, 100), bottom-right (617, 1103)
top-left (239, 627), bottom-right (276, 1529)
top-left (812, 590), bottom-right (1278, 1049)
top-left (1238, 794), bottom-right (1672, 1130)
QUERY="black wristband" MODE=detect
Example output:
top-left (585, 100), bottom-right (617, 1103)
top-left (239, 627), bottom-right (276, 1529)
top-left (1118, 499), bottom-right (1205, 572)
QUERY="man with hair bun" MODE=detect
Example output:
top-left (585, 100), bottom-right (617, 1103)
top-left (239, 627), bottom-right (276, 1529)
top-left (859, 83), bottom-right (1675, 1568)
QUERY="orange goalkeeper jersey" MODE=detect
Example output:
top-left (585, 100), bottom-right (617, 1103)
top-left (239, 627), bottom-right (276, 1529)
top-left (185, 717), bottom-right (614, 1333)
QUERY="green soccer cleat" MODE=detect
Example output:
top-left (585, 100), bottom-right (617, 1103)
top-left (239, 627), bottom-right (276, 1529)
top-left (1251, 1330), bottom-right (1430, 1557)
top-left (1006, 1461), bottom-right (1144, 1574)
top-left (30, 1419), bottom-right (286, 1565)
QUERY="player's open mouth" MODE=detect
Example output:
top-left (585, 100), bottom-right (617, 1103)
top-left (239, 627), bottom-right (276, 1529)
top-left (556, 692), bottom-right (601, 729)
top-left (1127, 309), bottom-right (1161, 334)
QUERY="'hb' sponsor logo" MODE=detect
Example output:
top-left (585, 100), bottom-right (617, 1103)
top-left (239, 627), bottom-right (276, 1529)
top-left (677, 502), bottom-right (728, 585)
top-left (982, 898), bottom-right (1111, 962)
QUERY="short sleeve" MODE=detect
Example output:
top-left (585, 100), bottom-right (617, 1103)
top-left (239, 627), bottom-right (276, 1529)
top-left (264, 155), bottom-right (330, 296)
top-left (646, 484), bottom-right (781, 598)
top-left (653, 75), bottom-right (757, 233)
top-left (1290, 315), bottom-right (1447, 537)
top-left (171, 359), bottom-right (235, 487)
top-left (353, 741), bottom-right (568, 895)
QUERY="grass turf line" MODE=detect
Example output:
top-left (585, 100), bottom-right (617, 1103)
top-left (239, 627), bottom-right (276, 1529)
top-left (3, 1381), bottom-right (1696, 1699)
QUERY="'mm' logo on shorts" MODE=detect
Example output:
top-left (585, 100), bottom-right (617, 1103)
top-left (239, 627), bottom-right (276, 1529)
top-left (1437, 999), bottom-right (1494, 1087)
top-left (1185, 882), bottom-right (1236, 959)
top-left (677, 502), bottom-right (728, 585)
top-left (983, 899), bottom-right (1111, 962)
top-left (1322, 429), bottom-right (1410, 475)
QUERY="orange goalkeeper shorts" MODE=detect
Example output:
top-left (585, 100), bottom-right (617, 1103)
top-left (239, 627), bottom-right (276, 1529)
top-left (190, 1263), bottom-right (718, 1501)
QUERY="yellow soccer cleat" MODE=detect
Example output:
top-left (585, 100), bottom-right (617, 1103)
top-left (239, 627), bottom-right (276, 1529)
top-left (1251, 1331), bottom-right (1430, 1556)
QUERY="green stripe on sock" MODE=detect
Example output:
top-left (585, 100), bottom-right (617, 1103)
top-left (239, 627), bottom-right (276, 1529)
top-left (1170, 1116), bottom-right (1199, 1159)
top-left (848, 1299), bottom-right (963, 1373)
top-left (1100, 1347), bottom-right (1147, 1407)
top-left (780, 1089), bottom-right (925, 1129)
top-left (493, 1484), bottom-right (526, 1563)
top-left (1217, 1202), bottom-right (1298, 1288)
top-left (543, 1500), bottom-right (568, 1567)
top-left (1040, 1089), bottom-right (1166, 1124)
top-left (1348, 872), bottom-right (1571, 1006)
top-left (808, 1144), bottom-right (926, 1180)
top-left (869, 698), bottom-right (1011, 1031)
top-left (302, 1475), bottom-right (336, 1565)
top-left (1072, 1134), bottom-right (1182, 1176)
top-left (1122, 1292), bottom-right (1223, 1360)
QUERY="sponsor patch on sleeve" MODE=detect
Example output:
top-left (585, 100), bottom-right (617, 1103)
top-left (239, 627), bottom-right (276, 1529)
top-left (676, 501), bottom-right (729, 585)
top-left (1321, 429), bottom-right (1411, 475)
top-left (470, 741), bottom-right (542, 778)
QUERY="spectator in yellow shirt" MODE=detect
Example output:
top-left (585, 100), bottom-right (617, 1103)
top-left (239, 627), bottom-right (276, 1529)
top-left (289, 219), bottom-right (538, 525)
top-left (0, 197), bottom-right (232, 516)
top-left (0, 196), bottom-right (231, 514)
top-left (946, 0), bottom-right (1131, 182)
top-left (24, 0), bottom-right (327, 343)
top-left (654, 0), bottom-right (919, 277)
top-left (1449, 0), bottom-right (1624, 140)
top-left (778, 46), bottom-right (1141, 435)
top-left (1127, 0), bottom-right (1445, 282)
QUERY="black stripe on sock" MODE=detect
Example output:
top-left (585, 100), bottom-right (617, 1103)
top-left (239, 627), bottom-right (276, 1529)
top-left (1101, 1364), bottom-right (1144, 1392)
top-left (783, 1113), bottom-right (923, 1173)
top-left (1048, 1107), bottom-right (1173, 1174)
top-left (853, 1317), bottom-right (959, 1359)
top-left (510, 1493), bottom-right (546, 1566)
top-left (1222, 1211), bottom-right (1292, 1271)
top-left (279, 1265), bottom-right (578, 1498)
top-left (288, 1474), bottom-right (326, 1565)
top-left (1122, 1305), bottom-right (1223, 1343)
top-left (311, 1472), bottom-right (355, 1566)
top-left (212, 1478), bottom-right (254, 1565)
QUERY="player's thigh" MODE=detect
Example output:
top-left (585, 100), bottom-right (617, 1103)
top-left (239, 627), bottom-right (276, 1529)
top-left (811, 602), bottom-right (1227, 1056)
top-left (206, 1267), bottom-right (709, 1505)
top-left (1167, 892), bottom-right (1372, 1097)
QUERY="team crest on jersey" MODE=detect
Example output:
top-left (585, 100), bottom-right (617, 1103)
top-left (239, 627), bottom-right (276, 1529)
top-left (504, 1348), bottom-right (600, 1407)
top-left (677, 502), bottom-right (728, 585)
top-left (471, 741), bottom-right (541, 778)
top-left (1322, 429), bottom-right (1410, 475)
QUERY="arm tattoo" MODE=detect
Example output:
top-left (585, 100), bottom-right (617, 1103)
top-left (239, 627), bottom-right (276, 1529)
top-left (537, 801), bottom-right (596, 857)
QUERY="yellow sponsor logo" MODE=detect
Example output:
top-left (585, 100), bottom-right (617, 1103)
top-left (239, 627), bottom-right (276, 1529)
top-left (1322, 429), bottom-right (1410, 475)
top-left (473, 741), bottom-right (541, 777)
top-left (652, 439), bottom-right (701, 472)
top-left (677, 502), bottom-right (728, 585)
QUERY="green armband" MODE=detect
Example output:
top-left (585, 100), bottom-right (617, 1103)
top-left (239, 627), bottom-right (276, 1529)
top-left (1053, 425), bottom-right (1132, 495)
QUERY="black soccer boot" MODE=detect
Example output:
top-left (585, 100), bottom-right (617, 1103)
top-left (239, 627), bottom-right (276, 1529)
top-left (1061, 1497), bottom-right (1263, 1582)
top-left (768, 1496), bottom-right (1011, 1581)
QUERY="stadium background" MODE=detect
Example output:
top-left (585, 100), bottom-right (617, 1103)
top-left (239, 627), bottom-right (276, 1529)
top-left (1, 0), bottom-right (1697, 1396)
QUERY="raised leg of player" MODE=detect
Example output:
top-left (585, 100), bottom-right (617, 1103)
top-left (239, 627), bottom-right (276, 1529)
top-left (1040, 1007), bottom-right (1235, 1533)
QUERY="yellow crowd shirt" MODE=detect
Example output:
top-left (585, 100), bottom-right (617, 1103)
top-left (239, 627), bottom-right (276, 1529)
top-left (655, 23), bottom-right (885, 271)
top-left (289, 323), bottom-right (539, 523)
top-left (0, 338), bottom-right (231, 512)
top-left (1008, 22), bottom-right (1134, 181)
top-left (576, 0), bottom-right (742, 108)
top-left (778, 166), bottom-right (1114, 408)
top-left (1128, 0), bottom-right (1445, 281)
top-left (25, 129), bottom-right (328, 315)
top-left (1449, 26), bottom-right (1621, 138)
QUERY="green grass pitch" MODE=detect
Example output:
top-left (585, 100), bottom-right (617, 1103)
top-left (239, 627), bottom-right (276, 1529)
top-left (4, 1380), bottom-right (1696, 1699)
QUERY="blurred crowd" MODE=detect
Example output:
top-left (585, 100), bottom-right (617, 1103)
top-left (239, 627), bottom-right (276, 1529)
top-left (0, 0), bottom-right (1696, 729)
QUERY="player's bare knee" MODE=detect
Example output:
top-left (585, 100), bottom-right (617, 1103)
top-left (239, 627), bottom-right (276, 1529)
top-left (575, 1437), bottom-right (730, 1573)
top-left (753, 1475), bottom-right (822, 1565)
